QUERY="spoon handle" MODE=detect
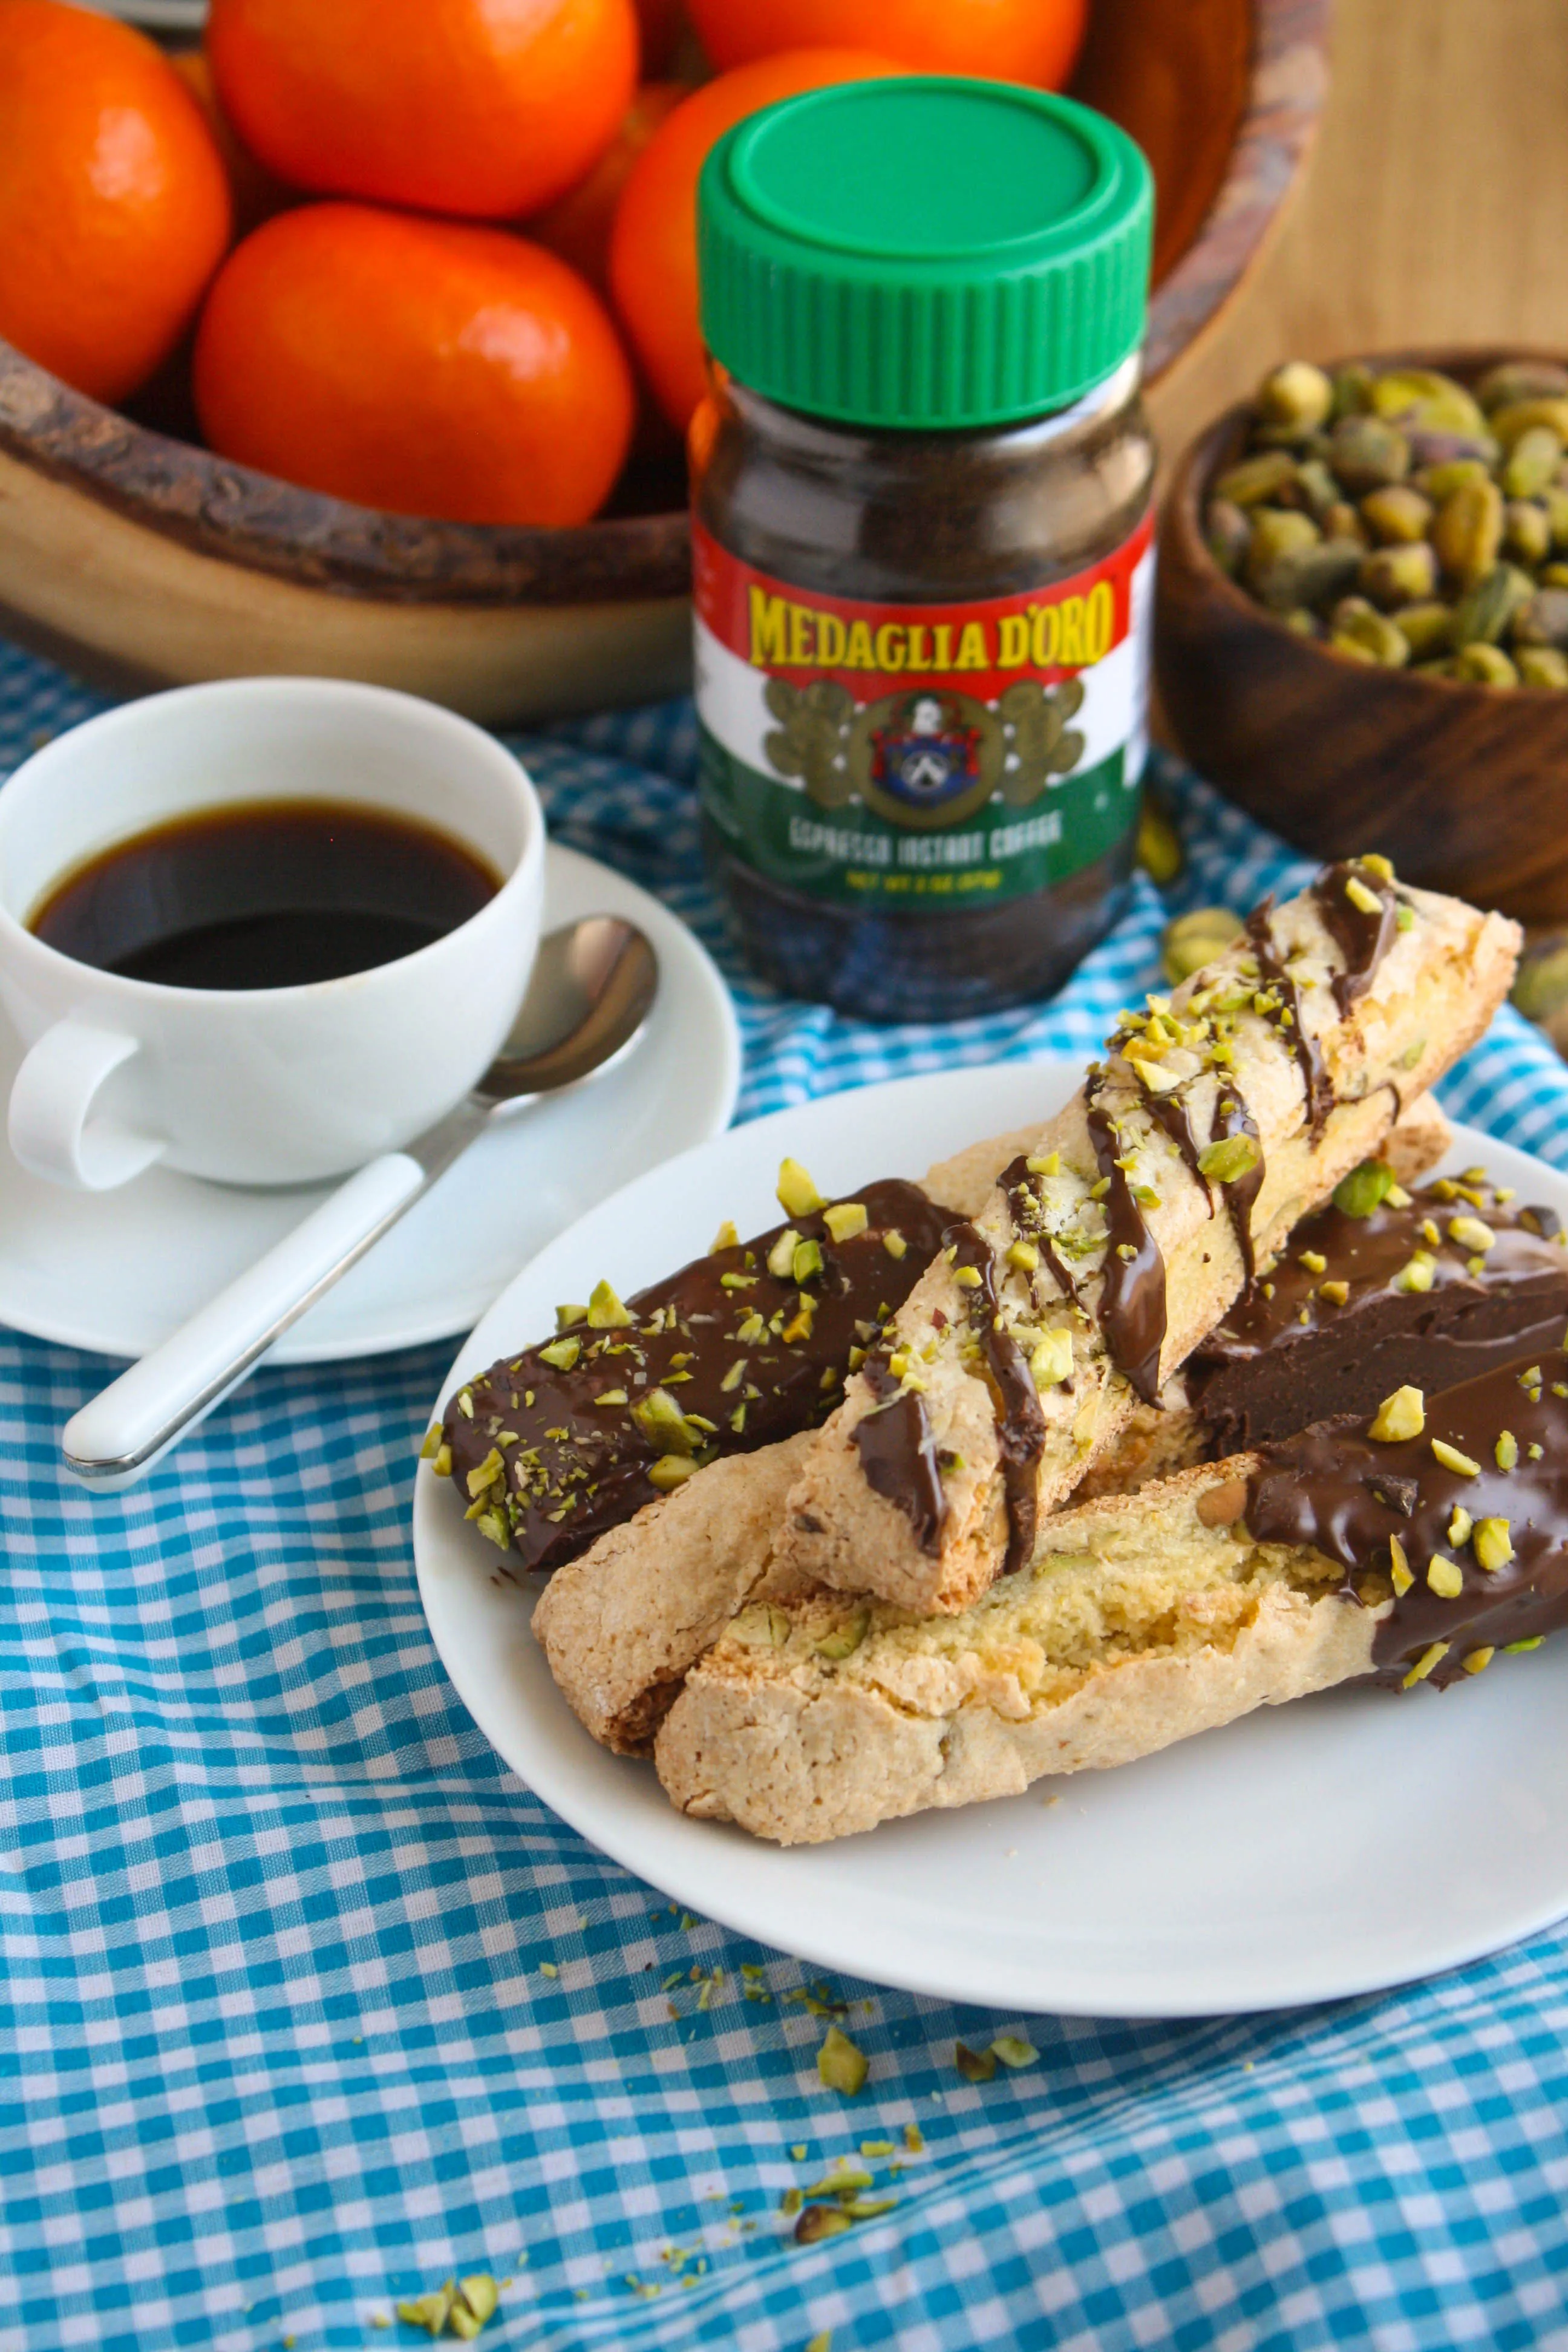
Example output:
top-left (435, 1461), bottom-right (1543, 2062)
top-left (62, 1145), bottom-right (454, 1490)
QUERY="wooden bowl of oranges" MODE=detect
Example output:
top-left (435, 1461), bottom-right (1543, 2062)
top-left (0, 0), bottom-right (1328, 725)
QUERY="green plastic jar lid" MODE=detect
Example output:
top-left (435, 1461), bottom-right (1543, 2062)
top-left (697, 76), bottom-right (1153, 433)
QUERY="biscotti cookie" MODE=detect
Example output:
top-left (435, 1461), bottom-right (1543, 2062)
top-left (655, 1353), bottom-right (1568, 1844)
top-left (776, 862), bottom-right (1519, 1615)
top-left (526, 1125), bottom-right (1094, 1751)
top-left (530, 1107), bottom-right (1461, 1752)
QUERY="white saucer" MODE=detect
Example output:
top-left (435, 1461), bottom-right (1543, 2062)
top-left (414, 1064), bottom-right (1568, 2016)
top-left (0, 843), bottom-right (740, 1364)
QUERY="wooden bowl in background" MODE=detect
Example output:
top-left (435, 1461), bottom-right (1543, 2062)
top-left (1155, 347), bottom-right (1568, 926)
top-left (0, 0), bottom-right (1328, 727)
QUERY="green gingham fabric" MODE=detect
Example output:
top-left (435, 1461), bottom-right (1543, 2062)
top-left (4, 638), bottom-right (1568, 2352)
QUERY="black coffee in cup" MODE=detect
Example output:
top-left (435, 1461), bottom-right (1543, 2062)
top-left (28, 800), bottom-right (501, 990)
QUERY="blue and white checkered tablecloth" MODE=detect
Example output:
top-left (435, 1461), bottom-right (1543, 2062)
top-left (4, 636), bottom-right (1568, 2352)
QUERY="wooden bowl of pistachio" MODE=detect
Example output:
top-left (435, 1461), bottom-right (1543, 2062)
top-left (1155, 348), bottom-right (1568, 924)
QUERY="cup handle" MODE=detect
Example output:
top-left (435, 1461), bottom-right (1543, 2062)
top-left (8, 1021), bottom-right (167, 1190)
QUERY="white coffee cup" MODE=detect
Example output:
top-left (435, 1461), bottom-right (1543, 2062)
top-left (0, 678), bottom-right (544, 1189)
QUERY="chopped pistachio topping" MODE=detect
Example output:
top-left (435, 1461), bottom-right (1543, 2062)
top-left (1462, 1647), bottom-right (1495, 1675)
top-left (815, 1610), bottom-right (869, 1662)
top-left (1393, 1252), bottom-right (1437, 1293)
top-left (765, 1228), bottom-right (800, 1280)
top-left (1335, 1166), bottom-right (1391, 1223)
top-left (419, 1425), bottom-right (443, 1462)
top-left (1431, 1438), bottom-right (1482, 1477)
top-left (1026, 1152), bottom-right (1060, 1177)
top-left (1318, 1279), bottom-right (1350, 1306)
top-left (1474, 1517), bottom-right (1514, 1572)
top-left (737, 1311), bottom-right (766, 1344)
top-left (1299, 1250), bottom-right (1328, 1275)
top-left (954, 2042), bottom-right (997, 2083)
top-left (465, 1448), bottom-right (504, 1500)
top-left (904, 2124), bottom-right (925, 2152)
top-left (1426, 1553), bottom-right (1464, 1599)
top-left (720, 1358), bottom-right (746, 1393)
top-left (1345, 872), bottom-right (1385, 917)
top-left (777, 1157), bottom-right (826, 1218)
top-left (882, 1229), bottom-right (907, 1261)
top-left (817, 2025), bottom-right (867, 2096)
top-left (795, 2206), bottom-right (855, 2244)
top-left (1402, 1641), bottom-right (1449, 1688)
top-left (792, 1236), bottom-right (825, 1286)
top-left (953, 1264), bottom-right (983, 1290)
top-left (632, 1387), bottom-right (697, 1453)
top-left (823, 1201), bottom-right (869, 1243)
top-left (1360, 853), bottom-right (1395, 883)
top-left (1388, 1533), bottom-right (1413, 1595)
top-left (431, 1443), bottom-right (452, 1479)
top-left (593, 1388), bottom-right (628, 1408)
top-left (1448, 1507), bottom-right (1474, 1548)
top-left (1007, 1240), bottom-right (1040, 1273)
top-left (991, 2034), bottom-right (1039, 2069)
top-left (555, 1303), bottom-right (587, 1331)
top-left (708, 1219), bottom-right (740, 1254)
top-left (647, 1454), bottom-right (699, 1493)
top-left (1197, 1132), bottom-right (1260, 1185)
top-left (1030, 1329), bottom-right (1075, 1390)
top-left (1369, 1385), bottom-right (1425, 1443)
top-left (1505, 1636), bottom-right (1544, 1653)
top-left (586, 1278), bottom-right (633, 1329)
top-left (1126, 1053), bottom-right (1184, 1096)
top-left (1496, 1429), bottom-right (1520, 1469)
top-left (538, 1334), bottom-right (581, 1373)
top-left (1449, 1215), bottom-right (1496, 1253)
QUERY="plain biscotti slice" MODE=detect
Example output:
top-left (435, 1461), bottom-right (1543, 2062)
top-left (655, 1350), bottom-right (1568, 1845)
top-left (776, 862), bottom-right (1519, 1615)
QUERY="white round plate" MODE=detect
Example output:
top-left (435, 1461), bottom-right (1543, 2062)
top-left (415, 1065), bottom-right (1568, 2017)
top-left (0, 843), bottom-right (739, 1364)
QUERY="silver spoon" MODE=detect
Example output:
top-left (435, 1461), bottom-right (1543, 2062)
top-left (62, 915), bottom-right (658, 1491)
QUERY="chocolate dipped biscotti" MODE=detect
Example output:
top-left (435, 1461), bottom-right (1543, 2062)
top-left (1083, 1149), bottom-right (1568, 1498)
top-left (532, 1103), bottom-right (1465, 1755)
top-left (655, 1355), bottom-right (1568, 1845)
top-left (776, 861), bottom-right (1520, 1616)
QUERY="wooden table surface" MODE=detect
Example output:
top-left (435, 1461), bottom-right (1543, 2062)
top-left (1146, 0), bottom-right (1568, 463)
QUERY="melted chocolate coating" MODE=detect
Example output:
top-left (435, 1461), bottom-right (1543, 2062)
top-left (1246, 900), bottom-right (1333, 1135)
top-left (1312, 859), bottom-right (1399, 1013)
top-left (1191, 1177), bottom-right (1568, 1452)
top-left (947, 1222), bottom-right (1048, 1573)
top-left (1246, 1353), bottom-right (1568, 1688)
top-left (1210, 1082), bottom-right (1265, 1284)
top-left (853, 1352), bottom-right (946, 1555)
top-left (1086, 1097), bottom-right (1168, 1405)
top-left (444, 1177), bottom-right (950, 1573)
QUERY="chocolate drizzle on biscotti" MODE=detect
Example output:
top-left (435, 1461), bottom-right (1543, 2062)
top-left (1312, 859), bottom-right (1399, 1013)
top-left (1245, 1354), bottom-right (1568, 1689)
top-left (852, 1351), bottom-right (947, 1555)
top-left (1086, 1096), bottom-right (1168, 1405)
top-left (1209, 1082), bottom-right (1266, 1284)
top-left (1246, 900), bottom-right (1333, 1135)
top-left (443, 1175), bottom-right (950, 1574)
top-left (946, 1221), bottom-right (1048, 1574)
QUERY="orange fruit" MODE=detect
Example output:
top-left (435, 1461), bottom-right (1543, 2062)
top-left (0, 0), bottom-right (232, 406)
top-left (192, 203), bottom-right (636, 526)
top-left (529, 82), bottom-right (688, 299)
top-left (169, 49), bottom-right (292, 238)
top-left (206, 0), bottom-right (640, 221)
top-left (609, 48), bottom-right (902, 435)
top-left (686, 0), bottom-right (1088, 90)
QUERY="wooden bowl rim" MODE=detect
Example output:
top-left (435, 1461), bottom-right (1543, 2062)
top-left (1165, 342), bottom-right (1568, 705)
top-left (0, 0), bottom-right (1329, 613)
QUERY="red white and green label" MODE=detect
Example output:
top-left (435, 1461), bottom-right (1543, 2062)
top-left (693, 511), bottom-right (1154, 915)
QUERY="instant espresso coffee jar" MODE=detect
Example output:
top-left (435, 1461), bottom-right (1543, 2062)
top-left (690, 78), bottom-right (1155, 1022)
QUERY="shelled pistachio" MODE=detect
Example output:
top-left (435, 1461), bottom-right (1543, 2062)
top-left (1208, 356), bottom-right (1568, 687)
